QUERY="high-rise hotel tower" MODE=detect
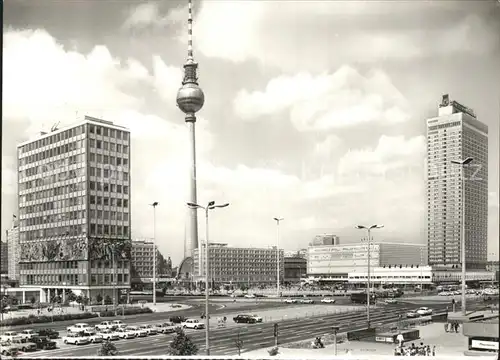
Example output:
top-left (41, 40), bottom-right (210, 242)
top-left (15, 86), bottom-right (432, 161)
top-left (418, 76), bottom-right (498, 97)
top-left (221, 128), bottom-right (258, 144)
top-left (17, 116), bottom-right (132, 302)
top-left (426, 95), bottom-right (488, 270)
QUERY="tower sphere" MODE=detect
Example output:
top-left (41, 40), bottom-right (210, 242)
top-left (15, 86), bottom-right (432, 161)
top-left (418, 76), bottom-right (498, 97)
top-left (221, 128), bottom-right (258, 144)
top-left (177, 83), bottom-right (205, 114)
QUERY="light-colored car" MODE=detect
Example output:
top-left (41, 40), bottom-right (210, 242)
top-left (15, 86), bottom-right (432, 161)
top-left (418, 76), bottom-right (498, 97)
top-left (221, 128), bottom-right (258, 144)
top-left (0, 341), bottom-right (19, 356)
top-left (181, 319), bottom-right (205, 330)
top-left (139, 325), bottom-right (158, 335)
top-left (111, 320), bottom-right (125, 328)
top-left (320, 298), bottom-right (336, 304)
top-left (250, 314), bottom-right (263, 322)
top-left (98, 329), bottom-right (120, 341)
top-left (95, 321), bottom-right (115, 331)
top-left (9, 336), bottom-right (37, 352)
top-left (126, 326), bottom-right (148, 337)
top-left (416, 307), bottom-right (433, 316)
top-left (19, 329), bottom-right (37, 341)
top-left (406, 310), bottom-right (420, 318)
top-left (300, 298), bottom-right (314, 304)
top-left (385, 298), bottom-right (398, 304)
top-left (85, 331), bottom-right (103, 343)
top-left (67, 323), bottom-right (93, 333)
top-left (244, 294), bottom-right (255, 298)
top-left (63, 333), bottom-right (90, 345)
top-left (115, 328), bottom-right (136, 339)
top-left (438, 291), bottom-right (450, 296)
top-left (284, 298), bottom-right (297, 304)
top-left (156, 322), bottom-right (177, 334)
top-left (0, 332), bottom-right (19, 342)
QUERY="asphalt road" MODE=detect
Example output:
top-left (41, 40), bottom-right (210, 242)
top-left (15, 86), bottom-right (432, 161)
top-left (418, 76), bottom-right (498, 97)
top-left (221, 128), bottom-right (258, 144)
top-left (20, 302), bottom-right (451, 357)
top-left (1, 301), bottom-right (293, 332)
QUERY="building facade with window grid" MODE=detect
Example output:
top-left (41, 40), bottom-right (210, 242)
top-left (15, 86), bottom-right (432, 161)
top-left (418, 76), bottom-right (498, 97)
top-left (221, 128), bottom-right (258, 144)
top-left (7, 223), bottom-right (20, 280)
top-left (130, 239), bottom-right (172, 289)
top-left (193, 243), bottom-right (284, 286)
top-left (426, 95), bottom-right (488, 270)
top-left (17, 115), bottom-right (131, 303)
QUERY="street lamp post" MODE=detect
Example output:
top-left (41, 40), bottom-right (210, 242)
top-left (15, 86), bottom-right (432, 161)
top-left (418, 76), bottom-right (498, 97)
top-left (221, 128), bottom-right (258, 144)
top-left (150, 202), bottom-right (159, 306)
top-left (187, 200), bottom-right (229, 356)
top-left (451, 157), bottom-right (473, 316)
top-left (332, 326), bottom-right (339, 356)
top-left (273, 218), bottom-right (284, 298)
top-left (355, 224), bottom-right (384, 328)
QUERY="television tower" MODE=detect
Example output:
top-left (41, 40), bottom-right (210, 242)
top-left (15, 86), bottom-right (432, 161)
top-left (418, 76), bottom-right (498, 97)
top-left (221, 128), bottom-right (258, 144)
top-left (176, 0), bottom-right (205, 259)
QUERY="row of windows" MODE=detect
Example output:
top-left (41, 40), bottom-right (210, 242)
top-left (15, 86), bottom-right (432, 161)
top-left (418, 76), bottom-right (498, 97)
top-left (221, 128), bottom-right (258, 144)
top-left (88, 152), bottom-right (129, 167)
top-left (23, 274), bottom-right (83, 286)
top-left (20, 126), bottom-right (86, 154)
top-left (21, 210), bottom-right (85, 227)
top-left (21, 261), bottom-right (83, 270)
top-left (90, 182), bottom-right (128, 194)
top-left (21, 225), bottom-right (87, 241)
top-left (89, 224), bottom-right (130, 237)
top-left (428, 121), bottom-right (461, 131)
top-left (90, 274), bottom-right (129, 285)
top-left (20, 139), bottom-right (86, 166)
top-left (20, 169), bottom-right (84, 191)
top-left (89, 139), bottom-right (129, 153)
top-left (89, 124), bottom-right (129, 140)
top-left (90, 196), bottom-right (129, 207)
top-left (89, 210), bottom-right (129, 221)
top-left (21, 182), bottom-right (85, 203)
top-left (91, 260), bottom-right (130, 269)
top-left (21, 153), bottom-right (85, 178)
top-left (21, 196), bottom-right (85, 215)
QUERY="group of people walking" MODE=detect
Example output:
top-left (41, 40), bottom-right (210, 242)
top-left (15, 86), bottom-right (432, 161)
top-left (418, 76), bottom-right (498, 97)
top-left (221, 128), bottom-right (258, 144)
top-left (444, 322), bottom-right (461, 333)
top-left (394, 343), bottom-right (436, 356)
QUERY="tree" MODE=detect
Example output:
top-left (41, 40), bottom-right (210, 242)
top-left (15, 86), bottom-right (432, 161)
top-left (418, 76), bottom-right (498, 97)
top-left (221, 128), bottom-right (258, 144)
top-left (97, 340), bottom-right (118, 356)
top-left (96, 294), bottom-right (103, 304)
top-left (104, 295), bottom-right (112, 305)
top-left (167, 328), bottom-right (198, 356)
top-left (29, 296), bottom-right (36, 305)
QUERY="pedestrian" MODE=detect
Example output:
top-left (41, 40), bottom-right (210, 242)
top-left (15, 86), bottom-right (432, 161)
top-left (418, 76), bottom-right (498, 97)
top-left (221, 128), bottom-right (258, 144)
top-left (432, 345), bottom-right (436, 356)
top-left (444, 322), bottom-right (449, 332)
top-left (396, 332), bottom-right (404, 347)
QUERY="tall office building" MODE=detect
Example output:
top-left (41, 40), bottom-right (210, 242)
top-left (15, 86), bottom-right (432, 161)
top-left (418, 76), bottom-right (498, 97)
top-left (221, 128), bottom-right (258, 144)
top-left (0, 241), bottom-right (8, 274)
top-left (426, 95), bottom-right (488, 270)
top-left (17, 115), bottom-right (132, 303)
top-left (311, 234), bottom-right (340, 246)
top-left (130, 239), bottom-right (172, 288)
top-left (7, 221), bottom-right (20, 280)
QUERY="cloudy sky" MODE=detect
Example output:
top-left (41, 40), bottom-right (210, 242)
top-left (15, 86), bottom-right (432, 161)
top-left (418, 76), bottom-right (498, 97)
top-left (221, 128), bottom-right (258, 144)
top-left (2, 0), bottom-right (499, 266)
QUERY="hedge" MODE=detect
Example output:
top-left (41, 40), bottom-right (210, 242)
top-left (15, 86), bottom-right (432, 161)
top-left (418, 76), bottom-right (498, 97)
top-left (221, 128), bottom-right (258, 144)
top-left (1, 312), bottom-right (99, 327)
top-left (99, 306), bottom-right (153, 317)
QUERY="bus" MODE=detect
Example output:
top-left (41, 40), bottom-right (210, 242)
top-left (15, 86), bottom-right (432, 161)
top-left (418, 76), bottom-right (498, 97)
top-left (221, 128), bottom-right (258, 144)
top-left (350, 292), bottom-right (376, 304)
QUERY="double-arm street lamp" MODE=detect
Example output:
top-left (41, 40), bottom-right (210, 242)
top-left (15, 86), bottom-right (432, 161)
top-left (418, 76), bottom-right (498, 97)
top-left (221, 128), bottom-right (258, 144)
top-left (355, 224), bottom-right (384, 328)
top-left (451, 156), bottom-right (473, 316)
top-left (187, 201), bottom-right (229, 356)
top-left (273, 218), bottom-right (284, 298)
top-left (150, 202), bottom-right (159, 306)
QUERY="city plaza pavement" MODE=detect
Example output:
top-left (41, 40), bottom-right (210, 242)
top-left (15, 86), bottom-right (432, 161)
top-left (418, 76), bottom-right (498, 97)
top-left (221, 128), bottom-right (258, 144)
top-left (245, 321), bottom-right (499, 358)
top-left (19, 303), bottom-right (451, 357)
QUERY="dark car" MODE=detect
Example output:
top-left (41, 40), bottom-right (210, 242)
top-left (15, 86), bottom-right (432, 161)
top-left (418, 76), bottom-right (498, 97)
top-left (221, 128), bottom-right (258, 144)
top-left (37, 329), bottom-right (59, 339)
top-left (233, 315), bottom-right (256, 324)
top-left (32, 336), bottom-right (57, 350)
top-left (169, 316), bottom-right (187, 324)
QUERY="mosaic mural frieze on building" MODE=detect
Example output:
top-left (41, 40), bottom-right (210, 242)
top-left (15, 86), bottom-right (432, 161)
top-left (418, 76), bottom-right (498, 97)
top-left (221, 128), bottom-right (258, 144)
top-left (20, 238), bottom-right (88, 261)
top-left (89, 237), bottom-right (131, 260)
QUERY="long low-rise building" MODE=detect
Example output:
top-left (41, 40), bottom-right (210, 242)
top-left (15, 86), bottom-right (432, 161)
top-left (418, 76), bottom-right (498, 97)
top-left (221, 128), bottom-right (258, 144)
top-left (193, 243), bottom-right (284, 286)
top-left (307, 242), bottom-right (427, 279)
top-left (348, 266), bottom-right (433, 285)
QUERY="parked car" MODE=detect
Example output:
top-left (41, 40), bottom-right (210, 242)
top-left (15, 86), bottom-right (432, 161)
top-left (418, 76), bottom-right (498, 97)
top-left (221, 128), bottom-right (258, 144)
top-left (126, 326), bottom-right (148, 337)
top-left (0, 341), bottom-right (19, 356)
top-left (233, 315), bottom-right (256, 324)
top-left (284, 298), bottom-right (297, 304)
top-left (169, 316), bottom-right (187, 324)
top-left (95, 321), bottom-right (116, 331)
top-left (63, 333), bottom-right (90, 345)
top-left (37, 329), bottom-right (59, 339)
top-left (9, 336), bottom-right (37, 352)
top-left (299, 298), bottom-right (314, 304)
top-left (111, 320), bottom-right (125, 328)
top-left (139, 324), bottom-right (158, 335)
top-left (181, 319), bottom-right (204, 329)
top-left (156, 322), bottom-right (177, 334)
top-left (320, 298), bottom-right (336, 304)
top-left (98, 329), bottom-right (120, 341)
top-left (385, 298), bottom-right (398, 304)
top-left (244, 294), bottom-right (256, 298)
top-left (85, 331), bottom-right (103, 343)
top-left (250, 314), bottom-right (263, 322)
top-left (20, 329), bottom-right (37, 341)
top-left (32, 336), bottom-right (57, 350)
top-left (115, 328), bottom-right (136, 339)
top-left (67, 323), bottom-right (93, 333)
top-left (0, 332), bottom-right (19, 342)
top-left (438, 291), bottom-right (450, 296)
top-left (406, 310), bottom-right (420, 318)
top-left (416, 307), bottom-right (433, 316)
